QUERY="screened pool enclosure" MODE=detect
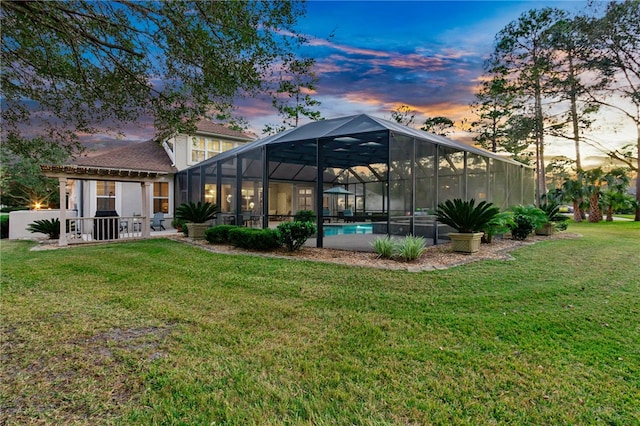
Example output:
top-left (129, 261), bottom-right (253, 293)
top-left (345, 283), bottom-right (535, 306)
top-left (176, 114), bottom-right (534, 247)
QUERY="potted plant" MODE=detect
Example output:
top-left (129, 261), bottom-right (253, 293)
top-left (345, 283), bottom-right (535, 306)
top-left (436, 198), bottom-right (500, 253)
top-left (175, 201), bottom-right (219, 240)
top-left (537, 202), bottom-right (568, 235)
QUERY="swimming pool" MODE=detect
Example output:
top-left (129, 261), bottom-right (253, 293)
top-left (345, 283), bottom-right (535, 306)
top-left (323, 223), bottom-right (373, 236)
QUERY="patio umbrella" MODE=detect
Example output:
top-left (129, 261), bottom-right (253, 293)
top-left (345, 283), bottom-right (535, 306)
top-left (323, 187), bottom-right (353, 195)
top-left (323, 187), bottom-right (354, 214)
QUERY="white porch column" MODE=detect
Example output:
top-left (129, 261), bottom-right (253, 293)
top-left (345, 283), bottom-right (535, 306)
top-left (58, 177), bottom-right (68, 247)
top-left (141, 181), bottom-right (151, 238)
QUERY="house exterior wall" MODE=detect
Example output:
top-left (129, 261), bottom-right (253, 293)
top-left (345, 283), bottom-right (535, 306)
top-left (166, 132), bottom-right (252, 172)
top-left (8, 209), bottom-right (76, 240)
top-left (67, 177), bottom-right (175, 222)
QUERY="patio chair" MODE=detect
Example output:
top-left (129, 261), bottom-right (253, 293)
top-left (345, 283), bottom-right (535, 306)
top-left (323, 208), bottom-right (331, 223)
top-left (242, 211), bottom-right (252, 226)
top-left (150, 212), bottom-right (166, 231)
top-left (343, 208), bottom-right (355, 222)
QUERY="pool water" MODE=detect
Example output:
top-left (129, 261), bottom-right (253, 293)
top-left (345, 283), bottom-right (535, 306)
top-left (324, 224), bottom-right (373, 236)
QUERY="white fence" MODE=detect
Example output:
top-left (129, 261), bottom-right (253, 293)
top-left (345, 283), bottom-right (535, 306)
top-left (8, 210), bottom-right (147, 243)
top-left (66, 215), bottom-right (145, 243)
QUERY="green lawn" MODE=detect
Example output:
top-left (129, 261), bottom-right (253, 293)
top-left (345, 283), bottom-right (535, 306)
top-left (1, 221), bottom-right (639, 425)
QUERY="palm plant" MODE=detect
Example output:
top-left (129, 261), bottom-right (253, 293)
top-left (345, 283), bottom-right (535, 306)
top-left (539, 202), bottom-right (569, 223)
top-left (602, 168), bottom-right (631, 221)
top-left (561, 177), bottom-right (585, 222)
top-left (27, 218), bottom-right (61, 239)
top-left (175, 201), bottom-right (219, 224)
top-left (581, 168), bottom-right (606, 223)
top-left (435, 198), bottom-right (500, 233)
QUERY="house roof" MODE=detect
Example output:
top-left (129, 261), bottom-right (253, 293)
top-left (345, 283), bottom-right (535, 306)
top-left (41, 139), bottom-right (175, 181)
top-left (195, 114), bottom-right (531, 170)
top-left (194, 119), bottom-right (255, 141)
top-left (72, 139), bottom-right (177, 173)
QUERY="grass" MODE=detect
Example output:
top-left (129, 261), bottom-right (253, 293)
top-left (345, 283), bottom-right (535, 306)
top-left (1, 221), bottom-right (639, 425)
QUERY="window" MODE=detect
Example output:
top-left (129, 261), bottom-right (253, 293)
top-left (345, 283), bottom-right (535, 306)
top-left (204, 184), bottom-right (216, 205)
top-left (298, 188), bottom-right (313, 211)
top-left (191, 137), bottom-right (225, 163)
top-left (96, 181), bottom-right (116, 211)
top-left (153, 182), bottom-right (169, 214)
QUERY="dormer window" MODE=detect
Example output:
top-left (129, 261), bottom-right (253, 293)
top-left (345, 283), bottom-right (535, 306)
top-left (191, 136), bottom-right (224, 163)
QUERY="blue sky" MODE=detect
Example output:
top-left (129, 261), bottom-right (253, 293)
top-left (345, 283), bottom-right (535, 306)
top-left (240, 1), bottom-right (588, 125)
top-left (229, 0), bottom-right (632, 164)
top-left (102, 0), bottom-right (629, 165)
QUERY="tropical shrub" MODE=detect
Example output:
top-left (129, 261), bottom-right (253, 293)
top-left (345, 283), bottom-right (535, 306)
top-left (396, 235), bottom-right (426, 261)
top-left (205, 225), bottom-right (239, 244)
top-left (227, 227), bottom-right (281, 251)
top-left (539, 202), bottom-right (569, 224)
top-left (482, 211), bottom-right (515, 243)
top-left (278, 221), bottom-right (316, 251)
top-left (436, 198), bottom-right (500, 233)
top-left (371, 236), bottom-right (396, 259)
top-left (176, 201), bottom-right (219, 223)
top-left (27, 218), bottom-right (61, 239)
top-left (171, 217), bottom-right (187, 231)
top-left (511, 214), bottom-right (536, 240)
top-left (509, 205), bottom-right (546, 240)
top-left (372, 235), bottom-right (426, 261)
top-left (293, 210), bottom-right (316, 223)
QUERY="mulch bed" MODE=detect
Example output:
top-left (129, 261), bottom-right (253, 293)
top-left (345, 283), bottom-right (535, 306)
top-left (173, 232), bottom-right (581, 272)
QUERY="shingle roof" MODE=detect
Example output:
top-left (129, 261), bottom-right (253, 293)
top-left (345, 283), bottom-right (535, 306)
top-left (73, 139), bottom-right (176, 173)
top-left (195, 119), bottom-right (255, 140)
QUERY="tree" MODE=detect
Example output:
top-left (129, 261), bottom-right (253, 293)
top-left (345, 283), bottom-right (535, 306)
top-left (580, 1), bottom-right (640, 220)
top-left (1, 1), bottom-right (306, 157)
top-left (582, 167), bottom-right (607, 223)
top-left (546, 156), bottom-right (575, 190)
top-left (547, 15), bottom-right (600, 171)
top-left (421, 116), bottom-right (455, 137)
top-left (489, 8), bottom-right (568, 205)
top-left (471, 74), bottom-right (516, 153)
top-left (262, 58), bottom-right (322, 135)
top-left (503, 114), bottom-right (536, 165)
top-left (561, 176), bottom-right (585, 222)
top-left (390, 105), bottom-right (418, 127)
top-left (0, 138), bottom-right (68, 208)
top-left (601, 167), bottom-right (631, 221)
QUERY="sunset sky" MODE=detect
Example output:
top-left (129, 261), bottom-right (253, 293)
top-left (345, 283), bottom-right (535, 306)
top-left (231, 0), bottom-right (635, 166)
top-left (99, 1), bottom-right (634, 166)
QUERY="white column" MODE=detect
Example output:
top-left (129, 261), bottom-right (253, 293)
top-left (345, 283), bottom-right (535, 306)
top-left (58, 177), bottom-right (68, 246)
top-left (141, 181), bottom-right (151, 238)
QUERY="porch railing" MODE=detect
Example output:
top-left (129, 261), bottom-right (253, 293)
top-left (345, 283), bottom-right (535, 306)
top-left (65, 215), bottom-right (146, 244)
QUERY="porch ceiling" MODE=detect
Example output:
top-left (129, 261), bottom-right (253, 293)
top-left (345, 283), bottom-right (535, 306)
top-left (41, 165), bottom-right (167, 182)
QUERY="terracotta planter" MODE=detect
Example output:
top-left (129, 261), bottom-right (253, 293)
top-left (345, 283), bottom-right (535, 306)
top-left (186, 223), bottom-right (208, 240)
top-left (448, 232), bottom-right (484, 253)
top-left (535, 222), bottom-right (555, 236)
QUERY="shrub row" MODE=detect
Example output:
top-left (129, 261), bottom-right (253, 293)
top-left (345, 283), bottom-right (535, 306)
top-left (204, 221), bottom-right (317, 252)
top-left (229, 227), bottom-right (281, 251)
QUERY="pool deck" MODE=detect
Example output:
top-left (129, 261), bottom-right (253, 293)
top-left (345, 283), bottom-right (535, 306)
top-left (305, 233), bottom-right (380, 252)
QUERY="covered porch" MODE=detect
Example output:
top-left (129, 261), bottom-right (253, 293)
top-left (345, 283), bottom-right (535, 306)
top-left (41, 165), bottom-right (168, 246)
